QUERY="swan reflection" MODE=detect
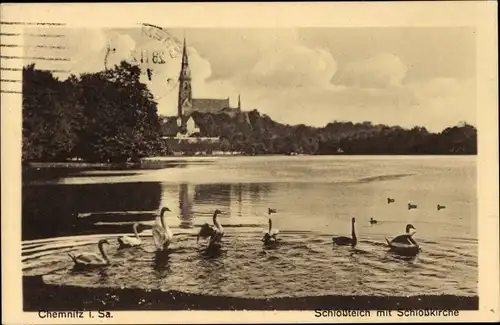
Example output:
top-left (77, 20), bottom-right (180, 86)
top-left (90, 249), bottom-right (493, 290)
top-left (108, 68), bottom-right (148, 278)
top-left (153, 249), bottom-right (172, 274)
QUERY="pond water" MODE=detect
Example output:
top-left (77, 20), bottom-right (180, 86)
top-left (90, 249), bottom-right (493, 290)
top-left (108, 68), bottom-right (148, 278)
top-left (22, 156), bottom-right (477, 298)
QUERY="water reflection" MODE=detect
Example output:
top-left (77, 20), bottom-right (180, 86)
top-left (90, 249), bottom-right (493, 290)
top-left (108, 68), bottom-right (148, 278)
top-left (97, 268), bottom-right (110, 285)
top-left (158, 182), bottom-right (273, 226)
top-left (153, 250), bottom-right (172, 275)
top-left (21, 158), bottom-right (478, 298)
top-left (197, 249), bottom-right (228, 294)
top-left (22, 179), bottom-right (275, 240)
top-left (22, 182), bottom-right (163, 240)
top-left (201, 245), bottom-right (225, 259)
top-left (178, 184), bottom-right (194, 229)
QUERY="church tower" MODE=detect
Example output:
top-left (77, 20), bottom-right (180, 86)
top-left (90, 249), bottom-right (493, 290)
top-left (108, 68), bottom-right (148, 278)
top-left (238, 94), bottom-right (241, 112)
top-left (177, 38), bottom-right (192, 124)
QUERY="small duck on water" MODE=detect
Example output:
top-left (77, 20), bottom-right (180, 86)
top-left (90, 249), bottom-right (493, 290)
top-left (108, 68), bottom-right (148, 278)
top-left (437, 204), bottom-right (446, 211)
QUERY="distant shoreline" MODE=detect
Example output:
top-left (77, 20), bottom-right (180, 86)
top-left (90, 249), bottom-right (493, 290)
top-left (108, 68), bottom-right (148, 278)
top-left (24, 275), bottom-right (478, 311)
top-left (23, 154), bottom-right (477, 169)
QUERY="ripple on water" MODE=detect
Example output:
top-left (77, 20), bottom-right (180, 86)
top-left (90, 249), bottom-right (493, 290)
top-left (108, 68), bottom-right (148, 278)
top-left (24, 229), bottom-right (477, 298)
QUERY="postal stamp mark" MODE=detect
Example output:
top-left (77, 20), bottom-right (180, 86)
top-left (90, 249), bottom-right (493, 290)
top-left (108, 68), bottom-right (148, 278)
top-left (104, 23), bottom-right (182, 100)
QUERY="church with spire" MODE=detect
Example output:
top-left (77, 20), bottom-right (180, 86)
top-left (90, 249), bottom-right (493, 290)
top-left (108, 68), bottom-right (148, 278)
top-left (176, 38), bottom-right (242, 135)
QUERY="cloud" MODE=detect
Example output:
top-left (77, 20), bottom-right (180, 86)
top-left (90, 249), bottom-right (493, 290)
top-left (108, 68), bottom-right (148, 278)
top-left (151, 32), bottom-right (340, 118)
top-left (407, 77), bottom-right (476, 130)
top-left (247, 45), bottom-right (337, 89)
top-left (70, 30), bottom-right (109, 75)
top-left (24, 28), bottom-right (474, 132)
top-left (24, 28), bottom-right (110, 78)
top-left (333, 53), bottom-right (408, 88)
top-left (154, 38), bottom-right (474, 133)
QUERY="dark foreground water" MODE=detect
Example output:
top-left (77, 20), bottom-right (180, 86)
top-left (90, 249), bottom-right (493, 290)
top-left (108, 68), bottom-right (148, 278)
top-left (22, 156), bottom-right (478, 309)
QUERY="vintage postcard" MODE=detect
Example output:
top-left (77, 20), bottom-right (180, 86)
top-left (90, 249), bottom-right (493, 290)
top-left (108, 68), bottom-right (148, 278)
top-left (1, 2), bottom-right (498, 324)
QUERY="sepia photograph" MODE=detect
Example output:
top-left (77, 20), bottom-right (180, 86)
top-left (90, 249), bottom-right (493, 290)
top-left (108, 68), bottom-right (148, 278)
top-left (1, 2), bottom-right (498, 324)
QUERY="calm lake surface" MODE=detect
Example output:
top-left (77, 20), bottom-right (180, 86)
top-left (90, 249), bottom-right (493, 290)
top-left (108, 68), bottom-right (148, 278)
top-left (22, 156), bottom-right (477, 298)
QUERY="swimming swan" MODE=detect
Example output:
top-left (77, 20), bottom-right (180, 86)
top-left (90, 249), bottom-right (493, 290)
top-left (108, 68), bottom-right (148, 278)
top-left (437, 204), bottom-right (446, 211)
top-left (197, 209), bottom-right (224, 248)
top-left (387, 224), bottom-right (417, 245)
top-left (263, 209), bottom-right (279, 244)
top-left (369, 217), bottom-right (378, 224)
top-left (68, 239), bottom-right (110, 267)
top-left (152, 207), bottom-right (174, 251)
top-left (385, 224), bottom-right (420, 255)
top-left (117, 223), bottom-right (142, 248)
top-left (332, 217), bottom-right (357, 248)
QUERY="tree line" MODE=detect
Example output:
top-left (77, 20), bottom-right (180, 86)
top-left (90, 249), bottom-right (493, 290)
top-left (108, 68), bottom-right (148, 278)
top-left (161, 110), bottom-right (477, 156)
top-left (23, 63), bottom-right (477, 163)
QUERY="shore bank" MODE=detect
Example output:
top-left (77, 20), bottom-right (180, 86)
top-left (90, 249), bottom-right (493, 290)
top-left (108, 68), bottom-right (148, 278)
top-left (24, 157), bottom-right (221, 170)
top-left (24, 154), bottom-right (476, 168)
top-left (23, 276), bottom-right (478, 311)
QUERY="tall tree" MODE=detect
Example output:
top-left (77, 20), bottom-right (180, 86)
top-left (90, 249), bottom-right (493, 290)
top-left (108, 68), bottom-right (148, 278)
top-left (22, 64), bottom-right (83, 162)
top-left (75, 61), bottom-right (161, 162)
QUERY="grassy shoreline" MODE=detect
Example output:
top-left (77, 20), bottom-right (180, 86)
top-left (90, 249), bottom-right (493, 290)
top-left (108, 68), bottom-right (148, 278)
top-left (23, 275), bottom-right (478, 311)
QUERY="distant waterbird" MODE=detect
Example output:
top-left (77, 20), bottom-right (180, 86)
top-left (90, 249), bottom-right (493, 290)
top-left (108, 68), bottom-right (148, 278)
top-left (437, 204), bottom-right (446, 211)
top-left (152, 207), bottom-right (174, 252)
top-left (268, 208), bottom-right (277, 215)
top-left (408, 202), bottom-right (418, 210)
top-left (68, 239), bottom-right (111, 268)
top-left (369, 217), bottom-right (378, 225)
top-left (387, 197), bottom-right (395, 204)
top-left (117, 222), bottom-right (143, 248)
top-left (332, 217), bottom-right (357, 248)
top-left (197, 209), bottom-right (224, 248)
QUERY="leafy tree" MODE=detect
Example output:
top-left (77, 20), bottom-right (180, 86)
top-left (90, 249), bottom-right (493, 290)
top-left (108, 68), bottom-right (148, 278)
top-left (22, 62), bottom-right (162, 163)
top-left (22, 64), bottom-right (83, 162)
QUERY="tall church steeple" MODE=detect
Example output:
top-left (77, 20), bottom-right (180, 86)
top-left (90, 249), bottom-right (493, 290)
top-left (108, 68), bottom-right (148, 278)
top-left (177, 37), bottom-right (192, 122)
top-left (238, 94), bottom-right (241, 112)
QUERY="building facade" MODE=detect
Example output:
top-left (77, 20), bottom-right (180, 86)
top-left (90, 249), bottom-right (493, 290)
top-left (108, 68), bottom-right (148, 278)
top-left (177, 38), bottom-right (241, 132)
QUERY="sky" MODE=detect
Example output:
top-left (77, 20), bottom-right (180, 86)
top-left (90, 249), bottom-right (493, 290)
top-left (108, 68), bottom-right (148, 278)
top-left (23, 26), bottom-right (476, 132)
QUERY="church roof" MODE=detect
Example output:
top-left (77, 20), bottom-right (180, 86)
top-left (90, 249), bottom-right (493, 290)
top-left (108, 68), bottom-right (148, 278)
top-left (192, 98), bottom-right (230, 111)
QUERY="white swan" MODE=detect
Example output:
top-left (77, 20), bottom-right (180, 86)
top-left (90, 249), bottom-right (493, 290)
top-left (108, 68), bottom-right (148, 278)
top-left (152, 207), bottom-right (174, 251)
top-left (68, 239), bottom-right (110, 267)
top-left (387, 224), bottom-right (418, 245)
top-left (386, 224), bottom-right (420, 255)
top-left (197, 209), bottom-right (224, 248)
top-left (262, 208), bottom-right (279, 245)
top-left (117, 223), bottom-right (142, 248)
